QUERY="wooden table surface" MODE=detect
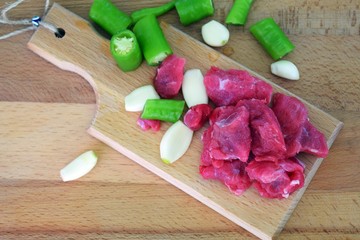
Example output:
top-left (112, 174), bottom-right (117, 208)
top-left (0, 0), bottom-right (359, 239)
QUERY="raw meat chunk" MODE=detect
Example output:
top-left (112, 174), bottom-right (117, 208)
top-left (283, 122), bottom-right (329, 158)
top-left (200, 126), bottom-right (214, 166)
top-left (245, 157), bottom-right (305, 199)
top-left (137, 117), bottom-right (161, 131)
top-left (203, 66), bottom-right (273, 106)
top-left (200, 160), bottom-right (252, 195)
top-left (154, 54), bottom-right (186, 98)
top-left (200, 125), bottom-right (228, 168)
top-left (208, 105), bottom-right (235, 125)
top-left (272, 93), bottom-right (329, 158)
top-left (298, 121), bottom-right (329, 157)
top-left (184, 104), bottom-right (212, 131)
top-left (272, 93), bottom-right (308, 135)
top-left (237, 99), bottom-right (286, 162)
top-left (206, 106), bottom-right (252, 162)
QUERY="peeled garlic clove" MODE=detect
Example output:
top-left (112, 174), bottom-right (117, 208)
top-left (201, 20), bottom-right (230, 47)
top-left (60, 150), bottom-right (98, 182)
top-left (182, 69), bottom-right (208, 108)
top-left (271, 60), bottom-right (300, 80)
top-left (125, 85), bottom-right (160, 112)
top-left (160, 121), bottom-right (193, 164)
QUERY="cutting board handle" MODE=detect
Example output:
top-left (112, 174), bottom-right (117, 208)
top-left (28, 3), bottom-right (155, 117)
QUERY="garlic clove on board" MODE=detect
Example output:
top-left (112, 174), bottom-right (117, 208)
top-left (125, 85), bottom-right (160, 112)
top-left (160, 121), bottom-right (193, 164)
top-left (271, 60), bottom-right (300, 80)
top-left (182, 69), bottom-right (208, 108)
top-left (201, 20), bottom-right (230, 47)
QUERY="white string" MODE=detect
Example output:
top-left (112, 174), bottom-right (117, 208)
top-left (0, 25), bottom-right (35, 40)
top-left (0, 0), bottom-right (58, 40)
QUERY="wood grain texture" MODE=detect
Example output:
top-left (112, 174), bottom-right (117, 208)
top-left (0, 0), bottom-right (359, 239)
top-left (26, 4), bottom-right (343, 239)
top-left (1, 0), bottom-right (360, 109)
top-left (0, 102), bottom-right (358, 240)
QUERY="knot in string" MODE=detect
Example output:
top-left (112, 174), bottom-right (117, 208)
top-left (31, 16), bottom-right (42, 27)
top-left (0, 0), bottom-right (64, 40)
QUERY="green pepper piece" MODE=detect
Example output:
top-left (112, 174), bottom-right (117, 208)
top-left (133, 14), bottom-right (173, 66)
top-left (131, 0), bottom-right (176, 23)
top-left (110, 30), bottom-right (142, 72)
top-left (175, 0), bottom-right (214, 26)
top-left (250, 18), bottom-right (295, 60)
top-left (141, 99), bottom-right (185, 123)
top-left (226, 0), bottom-right (254, 25)
top-left (89, 0), bottom-right (132, 36)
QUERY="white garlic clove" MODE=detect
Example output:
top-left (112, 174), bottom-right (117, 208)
top-left (271, 60), bottom-right (300, 80)
top-left (160, 121), bottom-right (193, 164)
top-left (125, 85), bottom-right (160, 112)
top-left (60, 150), bottom-right (98, 182)
top-left (182, 69), bottom-right (208, 108)
top-left (201, 20), bottom-right (230, 47)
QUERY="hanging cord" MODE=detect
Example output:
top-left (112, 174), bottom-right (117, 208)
top-left (0, 0), bottom-right (64, 40)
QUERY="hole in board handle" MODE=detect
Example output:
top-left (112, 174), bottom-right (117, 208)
top-left (55, 28), bottom-right (66, 38)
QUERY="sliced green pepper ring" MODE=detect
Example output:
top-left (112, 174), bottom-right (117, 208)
top-left (110, 30), bottom-right (143, 72)
top-left (250, 18), bottom-right (295, 60)
top-left (133, 14), bottom-right (173, 66)
top-left (141, 99), bottom-right (185, 123)
top-left (130, 0), bottom-right (176, 23)
top-left (175, 0), bottom-right (214, 26)
top-left (226, 0), bottom-right (254, 25)
top-left (89, 0), bottom-right (132, 36)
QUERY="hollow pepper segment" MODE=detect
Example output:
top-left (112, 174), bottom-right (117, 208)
top-left (110, 30), bottom-right (142, 72)
top-left (175, 0), bottom-right (214, 26)
top-left (226, 0), bottom-right (254, 25)
top-left (89, 0), bottom-right (132, 36)
top-left (133, 14), bottom-right (173, 66)
top-left (141, 99), bottom-right (185, 123)
top-left (131, 0), bottom-right (176, 23)
top-left (250, 18), bottom-right (295, 60)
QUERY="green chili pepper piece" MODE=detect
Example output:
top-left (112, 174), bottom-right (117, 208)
top-left (89, 0), bottom-right (132, 36)
top-left (141, 99), bottom-right (185, 123)
top-left (133, 14), bottom-right (173, 66)
top-left (226, 0), bottom-right (254, 25)
top-left (250, 18), bottom-right (295, 60)
top-left (110, 30), bottom-right (142, 72)
top-left (175, 0), bottom-right (214, 26)
top-left (131, 0), bottom-right (176, 23)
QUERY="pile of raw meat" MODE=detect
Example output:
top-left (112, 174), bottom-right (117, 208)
top-left (138, 54), bottom-right (329, 199)
top-left (199, 66), bottom-right (329, 199)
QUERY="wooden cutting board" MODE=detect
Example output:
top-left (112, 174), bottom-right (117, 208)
top-left (27, 4), bottom-right (343, 239)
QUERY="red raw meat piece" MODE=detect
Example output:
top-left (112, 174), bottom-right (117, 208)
top-left (237, 99), bottom-right (286, 163)
top-left (200, 160), bottom-right (252, 195)
top-left (137, 117), bottom-right (161, 131)
top-left (272, 93), bottom-right (308, 136)
top-left (272, 93), bottom-right (329, 158)
top-left (184, 104), bottom-right (212, 131)
top-left (200, 125), bottom-right (228, 168)
top-left (154, 54), bottom-right (186, 98)
top-left (203, 66), bottom-right (272, 106)
top-left (207, 106), bottom-right (251, 162)
top-left (245, 157), bottom-right (305, 199)
top-left (208, 105), bottom-right (235, 125)
top-left (298, 121), bottom-right (329, 157)
top-left (200, 126), bottom-right (214, 166)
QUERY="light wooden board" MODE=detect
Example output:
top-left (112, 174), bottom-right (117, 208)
top-left (27, 4), bottom-right (343, 239)
top-left (0, 102), bottom-right (358, 240)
